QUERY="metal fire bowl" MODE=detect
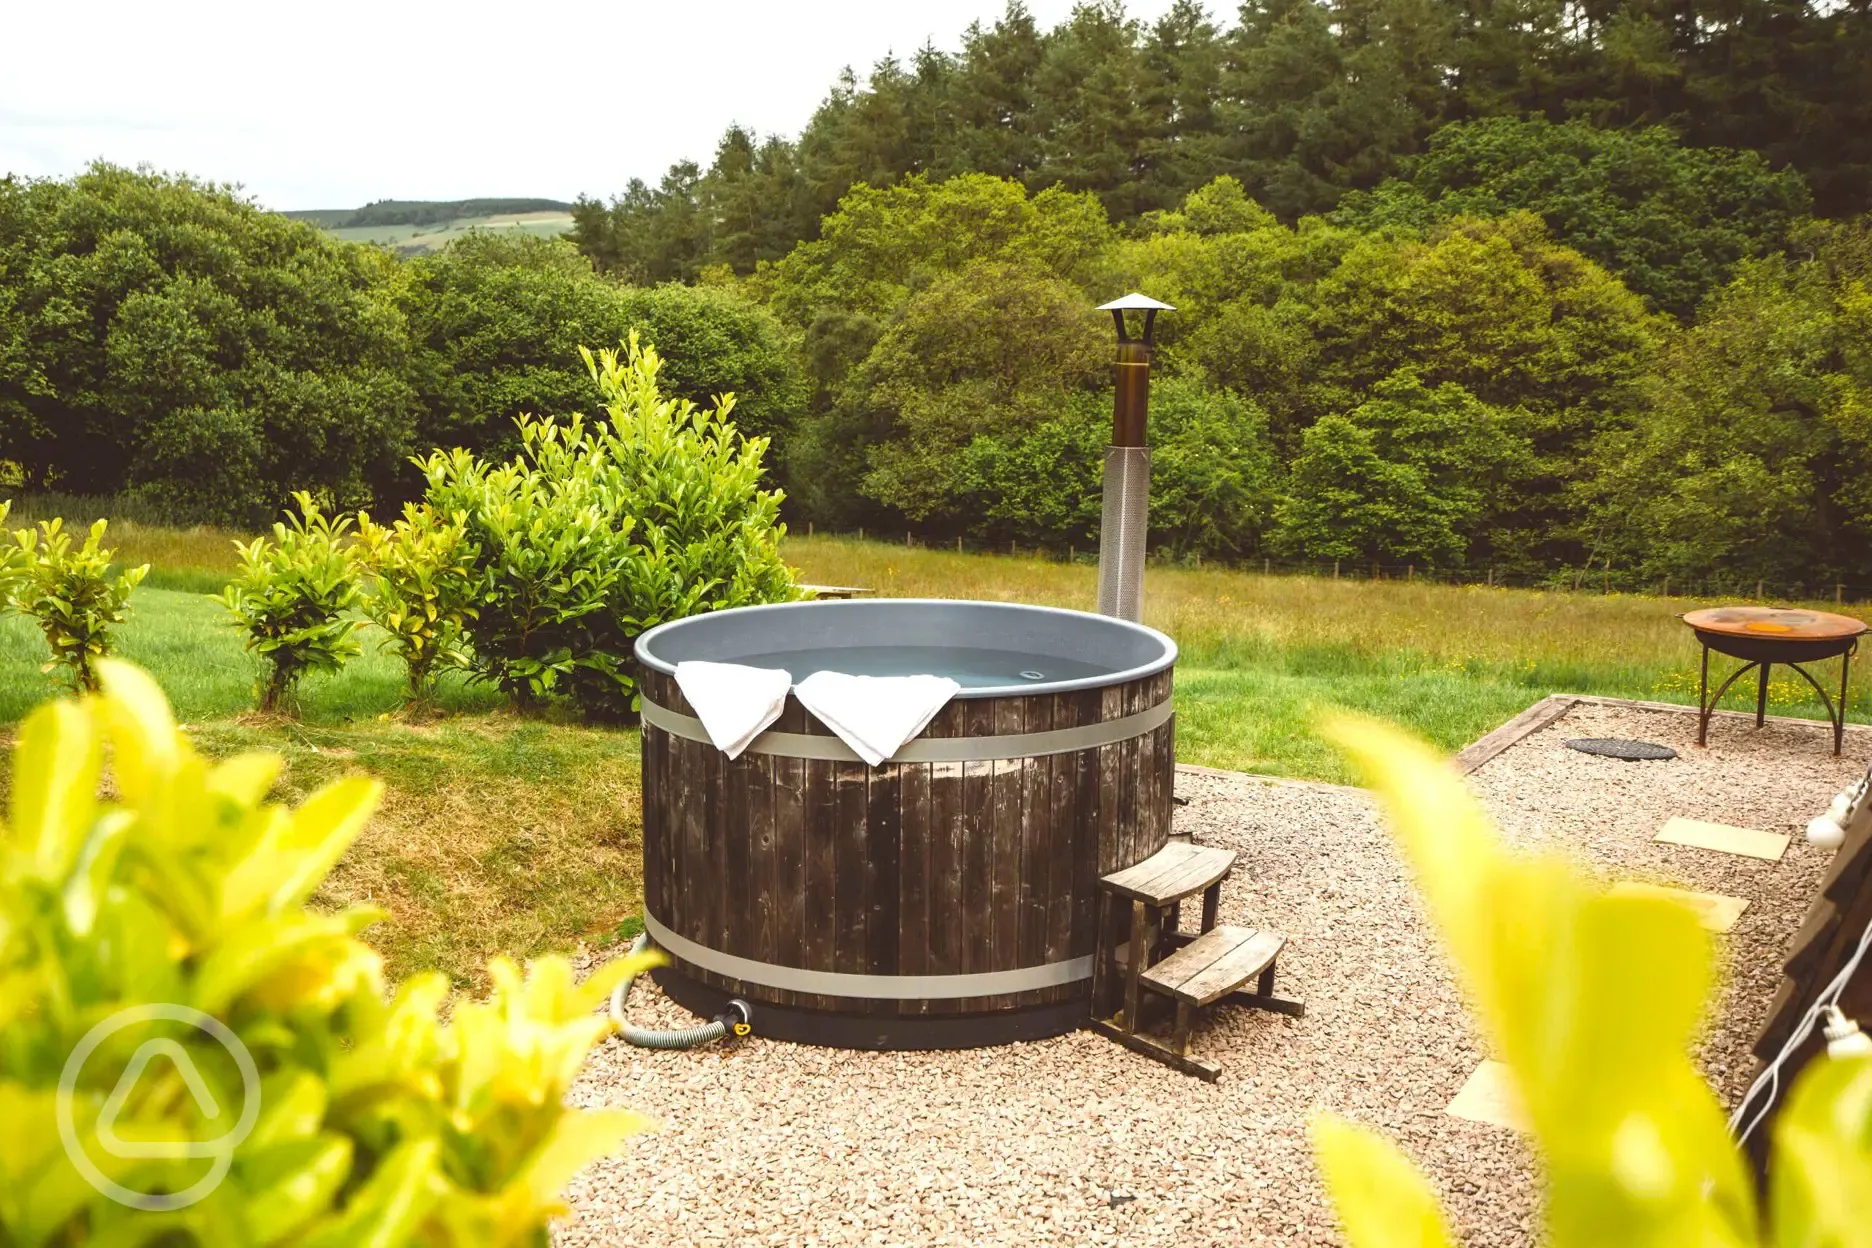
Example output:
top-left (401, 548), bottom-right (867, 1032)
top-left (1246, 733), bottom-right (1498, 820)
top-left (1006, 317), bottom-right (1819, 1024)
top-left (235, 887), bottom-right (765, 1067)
top-left (1682, 606), bottom-right (1867, 664)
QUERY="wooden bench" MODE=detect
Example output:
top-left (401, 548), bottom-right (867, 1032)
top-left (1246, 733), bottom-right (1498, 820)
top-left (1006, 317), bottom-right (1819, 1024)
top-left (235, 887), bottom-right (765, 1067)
top-left (1089, 841), bottom-right (1303, 1080)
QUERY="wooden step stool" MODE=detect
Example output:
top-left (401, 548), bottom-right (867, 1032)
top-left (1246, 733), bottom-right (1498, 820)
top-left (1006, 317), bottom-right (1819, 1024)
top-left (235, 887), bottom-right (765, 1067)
top-left (1089, 840), bottom-right (1304, 1081)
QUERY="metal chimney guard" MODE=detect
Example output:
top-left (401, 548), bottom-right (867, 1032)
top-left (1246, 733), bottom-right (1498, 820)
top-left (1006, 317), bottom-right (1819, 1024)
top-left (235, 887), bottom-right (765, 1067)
top-left (1095, 293), bottom-right (1174, 622)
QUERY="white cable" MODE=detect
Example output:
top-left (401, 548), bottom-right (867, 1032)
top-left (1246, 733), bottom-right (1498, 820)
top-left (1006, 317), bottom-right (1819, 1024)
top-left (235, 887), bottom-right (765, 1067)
top-left (1730, 910), bottom-right (1872, 1146)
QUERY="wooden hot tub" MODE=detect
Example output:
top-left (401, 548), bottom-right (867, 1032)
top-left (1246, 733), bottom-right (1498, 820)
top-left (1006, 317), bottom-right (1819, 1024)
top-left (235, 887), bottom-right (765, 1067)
top-left (633, 599), bottom-right (1177, 1048)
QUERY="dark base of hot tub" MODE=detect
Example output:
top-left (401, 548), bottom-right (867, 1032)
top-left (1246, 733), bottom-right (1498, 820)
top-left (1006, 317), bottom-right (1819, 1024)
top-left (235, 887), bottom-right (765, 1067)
top-left (650, 966), bottom-right (1090, 1050)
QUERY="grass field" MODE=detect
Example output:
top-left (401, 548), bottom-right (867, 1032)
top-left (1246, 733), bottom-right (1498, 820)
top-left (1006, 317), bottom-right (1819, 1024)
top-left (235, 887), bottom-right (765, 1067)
top-left (0, 525), bottom-right (1860, 983)
top-left (785, 536), bottom-right (1870, 780)
top-left (323, 211), bottom-right (573, 255)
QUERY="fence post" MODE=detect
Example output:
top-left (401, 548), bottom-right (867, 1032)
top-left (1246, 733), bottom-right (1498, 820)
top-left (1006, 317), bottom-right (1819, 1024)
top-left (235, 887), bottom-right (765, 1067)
top-left (957, 536), bottom-right (963, 553)
top-left (1069, 545), bottom-right (1075, 563)
top-left (1604, 562), bottom-right (1611, 595)
top-left (1264, 557), bottom-right (1270, 576)
top-left (1838, 583), bottom-right (1845, 605)
top-left (1334, 559), bottom-right (1340, 581)
top-left (1407, 564), bottom-right (1414, 583)
top-left (1487, 566), bottom-right (1494, 588)
top-left (1663, 575), bottom-right (1670, 599)
top-left (1757, 578), bottom-right (1764, 601)
top-left (858, 527), bottom-right (865, 542)
top-left (808, 521), bottom-right (814, 537)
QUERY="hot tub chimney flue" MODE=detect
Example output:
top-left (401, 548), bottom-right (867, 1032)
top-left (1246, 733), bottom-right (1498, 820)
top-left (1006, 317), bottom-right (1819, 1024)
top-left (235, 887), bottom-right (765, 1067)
top-left (1095, 293), bottom-right (1174, 622)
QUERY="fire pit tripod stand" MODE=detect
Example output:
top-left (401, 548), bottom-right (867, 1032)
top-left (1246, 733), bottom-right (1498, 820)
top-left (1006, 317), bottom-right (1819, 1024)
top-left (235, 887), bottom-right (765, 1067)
top-left (1681, 606), bottom-right (1867, 756)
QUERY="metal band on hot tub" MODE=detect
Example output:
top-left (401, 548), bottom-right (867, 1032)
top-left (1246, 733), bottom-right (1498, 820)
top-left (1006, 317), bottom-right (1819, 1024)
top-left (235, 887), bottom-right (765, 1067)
top-left (644, 913), bottom-right (1093, 999)
top-left (640, 696), bottom-right (1174, 763)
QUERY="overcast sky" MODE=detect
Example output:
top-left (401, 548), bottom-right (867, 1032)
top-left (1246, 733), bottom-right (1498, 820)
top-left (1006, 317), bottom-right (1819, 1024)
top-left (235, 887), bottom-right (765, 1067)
top-left (1, 0), bottom-right (1191, 211)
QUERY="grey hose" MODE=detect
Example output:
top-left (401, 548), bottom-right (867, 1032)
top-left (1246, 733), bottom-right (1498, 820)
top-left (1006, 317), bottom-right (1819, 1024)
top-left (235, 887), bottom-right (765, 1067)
top-left (609, 933), bottom-right (752, 1049)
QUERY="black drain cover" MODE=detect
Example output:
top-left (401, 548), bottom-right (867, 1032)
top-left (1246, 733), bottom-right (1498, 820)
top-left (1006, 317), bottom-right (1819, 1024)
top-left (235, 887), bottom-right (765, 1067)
top-left (1566, 737), bottom-right (1678, 761)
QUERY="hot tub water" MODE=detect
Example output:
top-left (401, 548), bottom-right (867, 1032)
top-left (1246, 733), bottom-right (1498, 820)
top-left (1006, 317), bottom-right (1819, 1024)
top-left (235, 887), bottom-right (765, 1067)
top-left (727, 644), bottom-right (1112, 690)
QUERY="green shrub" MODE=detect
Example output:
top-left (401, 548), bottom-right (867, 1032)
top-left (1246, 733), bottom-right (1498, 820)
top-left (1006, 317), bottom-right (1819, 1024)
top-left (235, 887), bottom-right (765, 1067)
top-left (570, 335), bottom-right (798, 718)
top-left (355, 504), bottom-right (480, 707)
top-left (1315, 717), bottom-right (1872, 1247)
top-left (417, 438), bottom-right (629, 708)
top-left (9, 516), bottom-right (148, 693)
top-left (219, 493), bottom-right (364, 712)
top-left (0, 500), bottom-right (24, 601)
top-left (423, 334), bottom-right (796, 718)
top-left (0, 660), bottom-right (651, 1243)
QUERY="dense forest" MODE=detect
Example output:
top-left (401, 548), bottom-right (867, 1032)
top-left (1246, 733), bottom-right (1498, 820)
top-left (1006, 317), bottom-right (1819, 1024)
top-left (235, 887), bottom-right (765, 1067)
top-left (569, 0), bottom-right (1871, 281)
top-left (3, 0), bottom-right (1871, 592)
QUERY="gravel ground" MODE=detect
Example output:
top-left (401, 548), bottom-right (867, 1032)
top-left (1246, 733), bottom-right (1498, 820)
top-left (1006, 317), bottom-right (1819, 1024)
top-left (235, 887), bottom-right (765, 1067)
top-left (559, 702), bottom-right (1865, 1247)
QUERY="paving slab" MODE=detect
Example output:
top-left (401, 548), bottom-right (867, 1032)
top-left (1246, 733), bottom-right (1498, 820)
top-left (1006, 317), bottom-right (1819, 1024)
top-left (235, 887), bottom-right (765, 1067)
top-left (1656, 816), bottom-right (1789, 862)
top-left (1609, 881), bottom-right (1750, 932)
top-left (1446, 1060), bottom-right (1530, 1132)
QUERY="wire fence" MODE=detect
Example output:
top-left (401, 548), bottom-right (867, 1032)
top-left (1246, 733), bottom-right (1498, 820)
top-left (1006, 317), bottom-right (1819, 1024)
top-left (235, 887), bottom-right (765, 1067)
top-left (796, 525), bottom-right (1872, 609)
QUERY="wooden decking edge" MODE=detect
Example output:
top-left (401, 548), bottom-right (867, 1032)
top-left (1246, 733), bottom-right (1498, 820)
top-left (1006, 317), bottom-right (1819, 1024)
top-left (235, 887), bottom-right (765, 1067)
top-left (1452, 694), bottom-right (1580, 776)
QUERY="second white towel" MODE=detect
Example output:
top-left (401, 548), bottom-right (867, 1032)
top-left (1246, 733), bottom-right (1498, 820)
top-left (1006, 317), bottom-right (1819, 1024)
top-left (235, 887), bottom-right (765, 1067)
top-left (793, 671), bottom-right (963, 767)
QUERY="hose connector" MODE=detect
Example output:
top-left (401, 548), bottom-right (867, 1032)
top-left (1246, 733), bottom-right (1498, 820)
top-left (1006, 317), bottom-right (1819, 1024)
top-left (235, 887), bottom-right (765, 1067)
top-left (715, 999), bottom-right (754, 1037)
top-left (610, 933), bottom-right (754, 1049)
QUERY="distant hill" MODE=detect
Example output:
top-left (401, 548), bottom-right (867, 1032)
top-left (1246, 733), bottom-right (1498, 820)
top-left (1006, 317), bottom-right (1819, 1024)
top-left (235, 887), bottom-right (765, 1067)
top-left (284, 198), bottom-right (576, 256)
top-left (285, 198), bottom-right (573, 229)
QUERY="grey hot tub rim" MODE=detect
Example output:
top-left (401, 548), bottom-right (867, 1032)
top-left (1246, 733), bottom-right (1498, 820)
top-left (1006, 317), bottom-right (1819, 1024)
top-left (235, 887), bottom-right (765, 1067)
top-left (632, 597), bottom-right (1178, 698)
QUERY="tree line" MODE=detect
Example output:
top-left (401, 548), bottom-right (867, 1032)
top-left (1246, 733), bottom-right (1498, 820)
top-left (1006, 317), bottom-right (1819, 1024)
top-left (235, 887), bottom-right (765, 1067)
top-left (748, 163), bottom-right (1870, 591)
top-left (0, 164), bottom-right (800, 525)
top-left (3, 0), bottom-right (1871, 593)
top-left (568, 0), bottom-right (1870, 285)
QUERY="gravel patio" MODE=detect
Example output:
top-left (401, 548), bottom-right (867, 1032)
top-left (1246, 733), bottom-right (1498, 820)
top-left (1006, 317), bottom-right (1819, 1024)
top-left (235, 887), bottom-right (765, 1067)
top-left (560, 701), bottom-right (1864, 1247)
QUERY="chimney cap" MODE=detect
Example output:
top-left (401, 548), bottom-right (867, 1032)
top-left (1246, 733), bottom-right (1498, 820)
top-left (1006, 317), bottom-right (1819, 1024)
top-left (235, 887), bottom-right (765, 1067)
top-left (1097, 292), bottom-right (1176, 312)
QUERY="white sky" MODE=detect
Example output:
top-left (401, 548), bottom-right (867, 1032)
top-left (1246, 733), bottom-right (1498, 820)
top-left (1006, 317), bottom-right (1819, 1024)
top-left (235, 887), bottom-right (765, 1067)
top-left (1, 0), bottom-right (1191, 211)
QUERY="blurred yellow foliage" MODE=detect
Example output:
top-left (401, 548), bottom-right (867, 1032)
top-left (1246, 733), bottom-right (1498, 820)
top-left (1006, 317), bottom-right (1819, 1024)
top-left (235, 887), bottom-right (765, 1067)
top-left (1314, 716), bottom-right (1872, 1247)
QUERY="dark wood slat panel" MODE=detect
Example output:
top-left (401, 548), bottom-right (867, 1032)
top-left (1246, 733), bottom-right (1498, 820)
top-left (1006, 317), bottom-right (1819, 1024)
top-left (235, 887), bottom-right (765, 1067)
top-left (748, 751), bottom-right (777, 964)
top-left (1071, 689), bottom-right (1105, 956)
top-left (1046, 692), bottom-right (1078, 965)
top-left (678, 735), bottom-right (711, 945)
top-left (897, 761), bottom-right (932, 1015)
top-left (1096, 684), bottom-right (1125, 876)
top-left (833, 761), bottom-right (870, 974)
top-left (1019, 694), bottom-right (1054, 970)
top-left (770, 753), bottom-right (808, 1010)
top-left (866, 766), bottom-right (902, 978)
top-left (1119, 677), bottom-right (1142, 872)
top-left (992, 699), bottom-right (1024, 972)
top-left (722, 742), bottom-right (750, 957)
top-left (706, 742), bottom-right (728, 952)
top-left (803, 757), bottom-right (840, 975)
top-left (928, 760), bottom-right (966, 978)
top-left (640, 723), bottom-right (663, 926)
top-left (961, 701), bottom-right (997, 1012)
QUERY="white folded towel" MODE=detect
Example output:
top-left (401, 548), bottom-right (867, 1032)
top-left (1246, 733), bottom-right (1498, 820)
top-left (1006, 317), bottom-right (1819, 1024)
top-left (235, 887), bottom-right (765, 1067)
top-left (673, 660), bottom-right (793, 760)
top-left (793, 671), bottom-right (963, 767)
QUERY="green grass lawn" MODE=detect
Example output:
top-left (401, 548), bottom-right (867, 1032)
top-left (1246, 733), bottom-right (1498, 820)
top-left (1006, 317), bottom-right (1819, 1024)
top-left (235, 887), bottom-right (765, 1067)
top-left (0, 590), bottom-right (632, 986)
top-left (0, 587), bottom-right (503, 724)
top-left (785, 536), bottom-right (1870, 781)
top-left (323, 212), bottom-right (573, 255)
top-left (0, 532), bottom-right (1859, 983)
